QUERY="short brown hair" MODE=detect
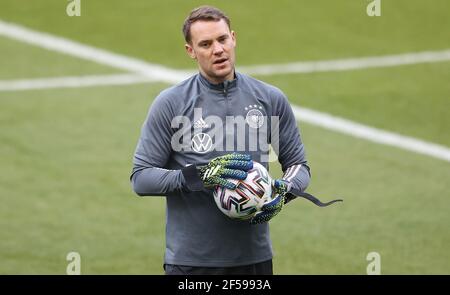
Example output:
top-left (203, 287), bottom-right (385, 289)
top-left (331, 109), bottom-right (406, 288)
top-left (182, 6), bottom-right (231, 43)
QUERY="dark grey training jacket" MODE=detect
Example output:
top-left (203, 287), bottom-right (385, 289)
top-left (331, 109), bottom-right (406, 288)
top-left (131, 72), bottom-right (310, 267)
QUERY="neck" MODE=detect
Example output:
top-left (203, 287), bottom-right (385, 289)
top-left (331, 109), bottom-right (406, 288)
top-left (200, 70), bottom-right (235, 85)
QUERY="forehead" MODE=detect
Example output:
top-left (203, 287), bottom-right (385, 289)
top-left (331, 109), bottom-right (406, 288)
top-left (190, 19), bottom-right (231, 43)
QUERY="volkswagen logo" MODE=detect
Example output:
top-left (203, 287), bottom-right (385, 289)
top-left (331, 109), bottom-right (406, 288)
top-left (191, 133), bottom-right (213, 153)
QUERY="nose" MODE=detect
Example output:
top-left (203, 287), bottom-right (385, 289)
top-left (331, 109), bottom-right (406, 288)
top-left (212, 41), bottom-right (224, 55)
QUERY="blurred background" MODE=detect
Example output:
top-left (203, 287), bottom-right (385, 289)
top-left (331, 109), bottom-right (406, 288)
top-left (0, 0), bottom-right (449, 274)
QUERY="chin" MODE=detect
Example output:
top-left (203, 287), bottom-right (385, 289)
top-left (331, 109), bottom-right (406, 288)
top-left (213, 68), bottom-right (233, 79)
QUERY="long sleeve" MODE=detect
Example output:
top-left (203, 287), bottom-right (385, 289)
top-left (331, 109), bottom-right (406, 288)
top-left (271, 88), bottom-right (311, 196)
top-left (130, 92), bottom-right (202, 196)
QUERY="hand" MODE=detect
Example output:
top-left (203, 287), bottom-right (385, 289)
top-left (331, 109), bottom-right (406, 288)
top-left (250, 179), bottom-right (289, 224)
top-left (198, 153), bottom-right (253, 190)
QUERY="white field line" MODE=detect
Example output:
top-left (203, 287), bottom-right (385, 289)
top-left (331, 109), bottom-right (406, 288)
top-left (292, 106), bottom-right (450, 162)
top-left (0, 20), bottom-right (190, 84)
top-left (0, 74), bottom-right (178, 92)
top-left (0, 74), bottom-right (154, 91)
top-left (1, 19), bottom-right (449, 162)
top-left (239, 50), bottom-right (450, 75)
top-left (3, 48), bottom-right (450, 91)
top-left (2, 19), bottom-right (450, 83)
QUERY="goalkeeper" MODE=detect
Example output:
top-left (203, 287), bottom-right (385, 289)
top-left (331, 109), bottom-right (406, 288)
top-left (131, 6), bottom-right (320, 275)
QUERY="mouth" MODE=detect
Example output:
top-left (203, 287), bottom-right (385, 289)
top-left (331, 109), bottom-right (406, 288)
top-left (213, 58), bottom-right (228, 65)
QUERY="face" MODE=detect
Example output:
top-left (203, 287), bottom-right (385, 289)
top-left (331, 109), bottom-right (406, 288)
top-left (185, 19), bottom-right (236, 84)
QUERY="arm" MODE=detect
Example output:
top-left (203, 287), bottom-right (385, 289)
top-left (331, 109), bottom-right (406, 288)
top-left (250, 89), bottom-right (310, 224)
top-left (130, 92), bottom-right (203, 196)
top-left (130, 92), bottom-right (252, 196)
top-left (271, 90), bottom-right (342, 207)
top-left (271, 88), bottom-right (311, 200)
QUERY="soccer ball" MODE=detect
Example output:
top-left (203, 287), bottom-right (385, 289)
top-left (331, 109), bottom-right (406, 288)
top-left (213, 161), bottom-right (273, 220)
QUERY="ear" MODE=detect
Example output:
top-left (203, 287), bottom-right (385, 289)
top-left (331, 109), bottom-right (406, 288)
top-left (231, 30), bottom-right (236, 47)
top-left (185, 43), bottom-right (196, 59)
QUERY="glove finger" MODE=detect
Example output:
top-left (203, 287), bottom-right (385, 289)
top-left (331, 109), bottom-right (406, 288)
top-left (261, 194), bottom-right (284, 211)
top-left (272, 179), bottom-right (288, 194)
top-left (221, 168), bottom-right (247, 180)
top-left (209, 154), bottom-right (251, 168)
top-left (212, 176), bottom-right (237, 190)
top-left (223, 160), bottom-right (253, 171)
top-left (225, 153), bottom-right (252, 161)
top-left (272, 179), bottom-right (284, 189)
top-left (250, 210), bottom-right (268, 224)
top-left (250, 207), bottom-right (282, 224)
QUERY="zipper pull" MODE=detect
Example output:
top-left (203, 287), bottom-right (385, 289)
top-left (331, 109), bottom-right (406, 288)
top-left (223, 81), bottom-right (229, 95)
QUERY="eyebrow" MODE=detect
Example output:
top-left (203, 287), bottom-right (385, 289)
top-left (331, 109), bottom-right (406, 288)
top-left (197, 34), bottom-right (229, 45)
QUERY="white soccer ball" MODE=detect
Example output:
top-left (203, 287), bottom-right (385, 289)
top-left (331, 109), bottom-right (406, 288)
top-left (213, 161), bottom-right (273, 220)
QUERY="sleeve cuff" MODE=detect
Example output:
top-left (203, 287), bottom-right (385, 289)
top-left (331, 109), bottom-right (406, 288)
top-left (181, 164), bottom-right (204, 192)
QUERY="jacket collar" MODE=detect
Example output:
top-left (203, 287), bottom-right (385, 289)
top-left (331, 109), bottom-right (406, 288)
top-left (198, 71), bottom-right (238, 91)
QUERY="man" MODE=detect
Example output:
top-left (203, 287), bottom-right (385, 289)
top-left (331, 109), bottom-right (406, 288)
top-left (130, 6), bottom-right (312, 275)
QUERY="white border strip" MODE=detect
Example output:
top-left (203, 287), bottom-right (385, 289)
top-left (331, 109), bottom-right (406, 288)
top-left (292, 106), bottom-right (450, 162)
top-left (0, 74), bottom-right (154, 91)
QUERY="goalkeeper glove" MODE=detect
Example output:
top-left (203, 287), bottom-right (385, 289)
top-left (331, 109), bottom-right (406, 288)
top-left (250, 179), bottom-right (289, 224)
top-left (198, 153), bottom-right (253, 190)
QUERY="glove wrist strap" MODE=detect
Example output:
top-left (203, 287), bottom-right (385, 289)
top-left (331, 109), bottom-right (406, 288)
top-left (181, 164), bottom-right (204, 192)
